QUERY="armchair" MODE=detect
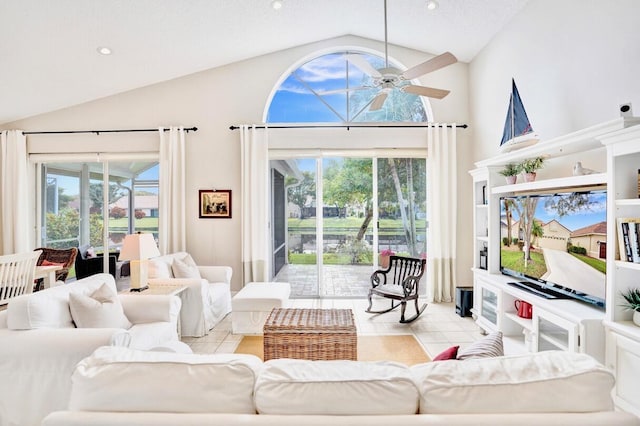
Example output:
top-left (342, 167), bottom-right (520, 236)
top-left (34, 247), bottom-right (78, 290)
top-left (147, 252), bottom-right (232, 337)
top-left (366, 255), bottom-right (426, 323)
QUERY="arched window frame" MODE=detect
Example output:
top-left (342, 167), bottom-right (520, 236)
top-left (263, 46), bottom-right (433, 124)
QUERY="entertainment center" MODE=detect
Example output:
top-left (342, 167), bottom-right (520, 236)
top-left (470, 117), bottom-right (640, 416)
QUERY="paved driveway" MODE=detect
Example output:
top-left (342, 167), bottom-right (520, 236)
top-left (541, 248), bottom-right (605, 300)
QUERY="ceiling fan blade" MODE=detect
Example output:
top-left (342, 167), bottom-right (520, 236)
top-left (401, 51), bottom-right (457, 80)
top-left (370, 92), bottom-right (388, 111)
top-left (403, 85), bottom-right (450, 99)
top-left (344, 54), bottom-right (382, 78)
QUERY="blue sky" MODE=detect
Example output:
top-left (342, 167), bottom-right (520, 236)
top-left (504, 191), bottom-right (607, 231)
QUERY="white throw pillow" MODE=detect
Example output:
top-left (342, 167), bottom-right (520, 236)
top-left (69, 283), bottom-right (132, 329)
top-left (148, 258), bottom-right (173, 279)
top-left (180, 253), bottom-right (197, 267)
top-left (172, 257), bottom-right (201, 279)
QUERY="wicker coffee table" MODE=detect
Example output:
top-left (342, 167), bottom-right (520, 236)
top-left (263, 308), bottom-right (357, 361)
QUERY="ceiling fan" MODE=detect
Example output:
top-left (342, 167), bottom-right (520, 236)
top-left (345, 0), bottom-right (457, 111)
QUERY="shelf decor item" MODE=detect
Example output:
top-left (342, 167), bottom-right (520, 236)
top-left (499, 163), bottom-right (521, 184)
top-left (499, 78), bottom-right (539, 153)
top-left (520, 156), bottom-right (544, 182)
top-left (620, 288), bottom-right (640, 326)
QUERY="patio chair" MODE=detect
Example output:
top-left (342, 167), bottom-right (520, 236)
top-left (366, 255), bottom-right (427, 323)
top-left (0, 251), bottom-right (41, 307)
top-left (74, 246), bottom-right (117, 280)
top-left (33, 247), bottom-right (78, 291)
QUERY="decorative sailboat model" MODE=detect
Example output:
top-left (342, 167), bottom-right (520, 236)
top-left (499, 79), bottom-right (539, 152)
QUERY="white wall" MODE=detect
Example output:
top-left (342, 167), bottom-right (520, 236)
top-left (470, 0), bottom-right (640, 167)
top-left (6, 35), bottom-right (472, 291)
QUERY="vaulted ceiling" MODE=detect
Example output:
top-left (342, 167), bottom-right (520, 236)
top-left (0, 0), bottom-right (529, 125)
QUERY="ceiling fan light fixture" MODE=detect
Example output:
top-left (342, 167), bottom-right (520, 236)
top-left (96, 46), bottom-right (112, 55)
top-left (271, 0), bottom-right (283, 10)
top-left (426, 0), bottom-right (439, 10)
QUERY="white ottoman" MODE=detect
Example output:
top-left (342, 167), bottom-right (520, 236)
top-left (232, 282), bottom-right (291, 335)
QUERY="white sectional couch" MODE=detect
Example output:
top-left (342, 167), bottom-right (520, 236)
top-left (41, 346), bottom-right (640, 425)
top-left (0, 273), bottom-right (181, 426)
top-left (147, 252), bottom-right (232, 337)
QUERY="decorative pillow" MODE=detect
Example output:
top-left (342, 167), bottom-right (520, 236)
top-left (148, 259), bottom-right (173, 279)
top-left (172, 257), bottom-right (201, 279)
top-left (457, 332), bottom-right (503, 360)
top-left (433, 345), bottom-right (459, 361)
top-left (69, 283), bottom-right (132, 329)
top-left (41, 260), bottom-right (64, 267)
top-left (180, 253), bottom-right (197, 267)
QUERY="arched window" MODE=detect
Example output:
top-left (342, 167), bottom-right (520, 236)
top-left (266, 50), bottom-right (430, 123)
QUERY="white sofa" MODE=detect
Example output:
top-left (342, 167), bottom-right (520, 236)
top-left (41, 346), bottom-right (640, 425)
top-left (147, 252), bottom-right (232, 337)
top-left (0, 273), bottom-right (181, 426)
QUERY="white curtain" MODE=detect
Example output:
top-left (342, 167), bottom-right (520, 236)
top-left (158, 126), bottom-right (186, 255)
top-left (240, 125), bottom-right (270, 284)
top-left (426, 124), bottom-right (457, 302)
top-left (0, 130), bottom-right (30, 255)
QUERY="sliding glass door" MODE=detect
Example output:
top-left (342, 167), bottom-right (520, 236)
top-left (270, 154), bottom-right (426, 298)
top-left (39, 158), bottom-right (159, 278)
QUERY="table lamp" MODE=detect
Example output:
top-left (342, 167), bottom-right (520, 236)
top-left (119, 233), bottom-right (160, 292)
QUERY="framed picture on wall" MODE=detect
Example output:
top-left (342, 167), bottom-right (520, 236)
top-left (199, 189), bottom-right (232, 219)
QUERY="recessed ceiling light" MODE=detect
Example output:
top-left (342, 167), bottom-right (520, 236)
top-left (271, 0), bottom-right (283, 10)
top-left (426, 0), bottom-right (439, 10)
top-left (96, 46), bottom-right (112, 55)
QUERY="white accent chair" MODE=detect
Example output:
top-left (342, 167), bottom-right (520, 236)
top-left (147, 252), bottom-right (232, 337)
top-left (0, 250), bottom-right (41, 307)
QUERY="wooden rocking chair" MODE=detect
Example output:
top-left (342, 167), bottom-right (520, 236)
top-left (366, 255), bottom-right (427, 323)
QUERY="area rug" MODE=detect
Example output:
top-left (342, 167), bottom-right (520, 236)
top-left (234, 334), bottom-right (430, 365)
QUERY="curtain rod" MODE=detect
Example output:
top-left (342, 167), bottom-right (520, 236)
top-left (229, 123), bottom-right (467, 130)
top-left (22, 127), bottom-right (198, 135)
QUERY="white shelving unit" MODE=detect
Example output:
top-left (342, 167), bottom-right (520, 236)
top-left (599, 124), bottom-right (640, 417)
top-left (469, 117), bottom-right (640, 372)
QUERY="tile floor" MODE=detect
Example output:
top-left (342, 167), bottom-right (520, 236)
top-left (181, 297), bottom-right (485, 359)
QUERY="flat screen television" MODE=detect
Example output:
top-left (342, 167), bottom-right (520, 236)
top-left (499, 189), bottom-right (607, 309)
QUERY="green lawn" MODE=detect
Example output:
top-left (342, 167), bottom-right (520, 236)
top-left (289, 252), bottom-right (374, 265)
top-left (500, 248), bottom-right (547, 278)
top-left (571, 253), bottom-right (606, 274)
top-left (501, 247), bottom-right (606, 277)
top-left (287, 217), bottom-right (426, 236)
top-left (108, 217), bottom-right (158, 232)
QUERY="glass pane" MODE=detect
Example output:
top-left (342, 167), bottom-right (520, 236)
top-left (42, 169), bottom-right (81, 249)
top-left (377, 158), bottom-right (427, 259)
top-left (322, 157), bottom-right (373, 297)
top-left (273, 158), bottom-right (318, 297)
top-left (107, 162), bottom-right (160, 250)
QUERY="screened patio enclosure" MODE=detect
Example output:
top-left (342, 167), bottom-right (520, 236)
top-left (39, 160), bottom-right (160, 264)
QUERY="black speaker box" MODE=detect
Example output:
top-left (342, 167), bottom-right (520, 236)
top-left (455, 287), bottom-right (473, 317)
